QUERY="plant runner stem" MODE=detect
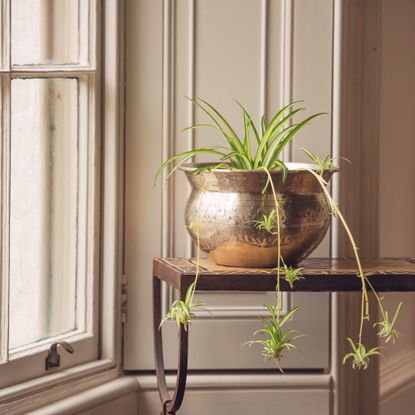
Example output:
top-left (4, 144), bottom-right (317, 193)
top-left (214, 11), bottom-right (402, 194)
top-left (260, 167), bottom-right (282, 322)
top-left (189, 184), bottom-right (206, 305)
top-left (307, 169), bottom-right (370, 344)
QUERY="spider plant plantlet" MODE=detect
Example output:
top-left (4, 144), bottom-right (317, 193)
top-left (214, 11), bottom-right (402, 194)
top-left (160, 281), bottom-right (207, 331)
top-left (160, 182), bottom-right (208, 331)
top-left (254, 209), bottom-right (278, 233)
top-left (278, 263), bottom-right (305, 289)
top-left (343, 338), bottom-right (382, 370)
top-left (374, 301), bottom-right (403, 344)
top-left (303, 151), bottom-right (404, 369)
top-left (245, 304), bottom-right (304, 372)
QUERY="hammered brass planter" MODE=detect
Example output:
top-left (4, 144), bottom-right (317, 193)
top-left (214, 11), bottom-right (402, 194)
top-left (181, 163), bottom-right (335, 268)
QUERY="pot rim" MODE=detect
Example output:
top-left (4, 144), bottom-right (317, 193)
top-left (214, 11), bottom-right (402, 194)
top-left (179, 161), bottom-right (339, 174)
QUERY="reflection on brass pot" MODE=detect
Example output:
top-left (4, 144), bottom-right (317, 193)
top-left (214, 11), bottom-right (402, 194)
top-left (181, 163), bottom-right (336, 268)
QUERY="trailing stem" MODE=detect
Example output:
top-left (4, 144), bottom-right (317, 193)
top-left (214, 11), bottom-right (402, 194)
top-left (306, 169), bottom-right (369, 344)
top-left (259, 167), bottom-right (282, 322)
top-left (189, 185), bottom-right (204, 304)
top-left (160, 182), bottom-right (207, 330)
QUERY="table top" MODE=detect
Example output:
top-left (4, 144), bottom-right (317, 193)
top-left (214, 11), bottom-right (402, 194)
top-left (153, 257), bottom-right (415, 292)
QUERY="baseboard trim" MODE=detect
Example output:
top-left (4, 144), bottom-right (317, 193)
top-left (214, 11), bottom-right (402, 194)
top-left (28, 377), bottom-right (138, 415)
top-left (136, 372), bottom-right (331, 391)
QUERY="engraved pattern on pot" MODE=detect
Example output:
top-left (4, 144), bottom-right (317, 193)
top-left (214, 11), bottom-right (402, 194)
top-left (183, 163), bottom-right (334, 267)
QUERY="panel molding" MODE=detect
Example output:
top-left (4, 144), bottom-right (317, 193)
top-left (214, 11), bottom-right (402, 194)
top-left (280, 0), bottom-right (293, 161)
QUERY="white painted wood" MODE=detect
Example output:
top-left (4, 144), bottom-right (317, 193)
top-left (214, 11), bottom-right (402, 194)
top-left (377, 1), bottom-right (415, 414)
top-left (28, 377), bottom-right (137, 415)
top-left (101, 0), bottom-right (125, 364)
top-left (137, 374), bottom-right (331, 415)
top-left (0, 74), bottom-right (10, 365)
top-left (0, 0), bottom-right (123, 407)
top-left (334, 1), bottom-right (383, 414)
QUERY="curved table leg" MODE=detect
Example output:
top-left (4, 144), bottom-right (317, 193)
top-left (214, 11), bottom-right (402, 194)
top-left (153, 276), bottom-right (189, 415)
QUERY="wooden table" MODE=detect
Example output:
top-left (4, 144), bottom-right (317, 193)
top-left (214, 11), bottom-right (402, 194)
top-left (153, 257), bottom-right (415, 415)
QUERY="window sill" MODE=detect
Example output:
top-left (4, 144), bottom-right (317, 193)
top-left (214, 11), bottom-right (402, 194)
top-left (0, 359), bottom-right (117, 415)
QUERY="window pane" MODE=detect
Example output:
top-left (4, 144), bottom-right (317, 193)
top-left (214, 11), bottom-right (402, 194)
top-left (11, 0), bottom-right (90, 66)
top-left (9, 78), bottom-right (79, 350)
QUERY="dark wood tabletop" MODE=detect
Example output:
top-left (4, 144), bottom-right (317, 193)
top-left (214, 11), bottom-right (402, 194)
top-left (153, 257), bottom-right (415, 292)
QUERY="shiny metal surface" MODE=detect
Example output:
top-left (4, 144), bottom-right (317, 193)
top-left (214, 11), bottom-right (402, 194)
top-left (181, 163), bottom-right (335, 267)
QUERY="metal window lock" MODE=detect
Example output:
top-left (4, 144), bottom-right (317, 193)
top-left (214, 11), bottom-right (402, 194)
top-left (45, 341), bottom-right (75, 370)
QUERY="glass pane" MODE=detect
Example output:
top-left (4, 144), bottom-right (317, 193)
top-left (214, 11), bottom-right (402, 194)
top-left (9, 78), bottom-right (79, 350)
top-left (11, 0), bottom-right (89, 66)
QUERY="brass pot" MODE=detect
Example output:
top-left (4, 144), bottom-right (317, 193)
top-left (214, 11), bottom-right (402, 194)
top-left (181, 163), bottom-right (335, 268)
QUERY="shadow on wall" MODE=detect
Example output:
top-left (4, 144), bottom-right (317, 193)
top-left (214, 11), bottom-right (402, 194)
top-left (379, 0), bottom-right (415, 414)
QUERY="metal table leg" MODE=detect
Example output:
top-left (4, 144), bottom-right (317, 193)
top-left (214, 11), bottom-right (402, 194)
top-left (153, 276), bottom-right (189, 414)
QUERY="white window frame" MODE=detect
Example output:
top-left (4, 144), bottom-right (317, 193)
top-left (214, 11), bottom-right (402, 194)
top-left (0, 0), bottom-right (124, 411)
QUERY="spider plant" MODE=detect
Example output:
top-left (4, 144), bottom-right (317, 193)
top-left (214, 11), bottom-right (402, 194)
top-left (302, 147), bottom-right (350, 176)
top-left (245, 304), bottom-right (303, 372)
top-left (155, 97), bottom-right (404, 372)
top-left (154, 98), bottom-right (325, 184)
top-left (254, 209), bottom-right (278, 233)
top-left (374, 301), bottom-right (403, 344)
top-left (278, 263), bottom-right (304, 289)
top-left (302, 147), bottom-right (336, 176)
top-left (160, 281), bottom-right (207, 331)
top-left (343, 338), bottom-right (382, 370)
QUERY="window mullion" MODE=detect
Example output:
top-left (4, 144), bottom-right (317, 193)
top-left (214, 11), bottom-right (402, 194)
top-left (0, 73), bottom-right (10, 365)
top-left (0, 0), bottom-right (10, 365)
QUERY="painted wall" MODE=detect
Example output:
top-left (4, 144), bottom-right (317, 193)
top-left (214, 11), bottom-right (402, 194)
top-left (378, 0), bottom-right (415, 414)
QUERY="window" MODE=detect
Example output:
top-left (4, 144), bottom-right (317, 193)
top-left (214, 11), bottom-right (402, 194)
top-left (0, 0), bottom-right (101, 388)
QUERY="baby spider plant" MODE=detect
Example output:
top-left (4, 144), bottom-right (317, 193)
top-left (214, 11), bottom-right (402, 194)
top-left (245, 304), bottom-right (303, 372)
top-left (302, 147), bottom-right (336, 175)
top-left (374, 301), bottom-right (403, 344)
top-left (343, 338), bottom-right (382, 370)
top-left (160, 281), bottom-right (207, 331)
top-left (302, 147), bottom-right (351, 176)
top-left (254, 209), bottom-right (278, 233)
top-left (303, 150), bottom-right (404, 369)
top-left (278, 263), bottom-right (305, 289)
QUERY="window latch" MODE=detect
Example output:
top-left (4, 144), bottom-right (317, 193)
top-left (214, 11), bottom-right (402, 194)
top-left (45, 341), bottom-right (75, 370)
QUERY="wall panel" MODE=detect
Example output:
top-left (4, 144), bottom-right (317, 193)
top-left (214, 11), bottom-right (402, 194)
top-left (125, 0), bottom-right (333, 374)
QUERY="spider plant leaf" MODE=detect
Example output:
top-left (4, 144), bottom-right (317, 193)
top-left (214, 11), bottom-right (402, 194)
top-left (264, 108), bottom-right (305, 142)
top-left (234, 100), bottom-right (261, 147)
top-left (261, 115), bottom-right (267, 137)
top-left (185, 281), bottom-right (196, 304)
top-left (263, 113), bottom-right (325, 168)
top-left (190, 163), bottom-right (229, 175)
top-left (301, 146), bottom-right (318, 162)
top-left (222, 151), bottom-right (253, 168)
top-left (186, 97), bottom-right (242, 162)
top-left (165, 152), bottom-right (214, 181)
top-left (270, 159), bottom-right (288, 181)
top-left (346, 337), bottom-right (359, 353)
top-left (279, 305), bottom-right (302, 327)
top-left (254, 107), bottom-right (300, 168)
top-left (154, 147), bottom-right (227, 185)
top-left (391, 301), bottom-right (403, 327)
top-left (192, 97), bottom-right (251, 168)
top-left (254, 123), bottom-right (297, 169)
top-left (181, 123), bottom-right (216, 132)
top-left (243, 109), bottom-right (251, 159)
